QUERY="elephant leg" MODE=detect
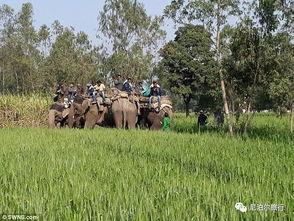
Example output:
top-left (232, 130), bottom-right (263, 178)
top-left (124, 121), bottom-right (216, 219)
top-left (85, 106), bottom-right (99, 129)
top-left (68, 106), bottom-right (75, 128)
top-left (48, 110), bottom-right (57, 128)
top-left (113, 111), bottom-right (123, 129)
top-left (127, 109), bottom-right (137, 129)
top-left (127, 117), bottom-right (137, 129)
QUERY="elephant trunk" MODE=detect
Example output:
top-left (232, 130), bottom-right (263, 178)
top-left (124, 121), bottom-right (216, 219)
top-left (97, 109), bottom-right (106, 125)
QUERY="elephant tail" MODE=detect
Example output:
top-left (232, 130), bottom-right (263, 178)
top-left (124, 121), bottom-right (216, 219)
top-left (122, 100), bottom-right (127, 129)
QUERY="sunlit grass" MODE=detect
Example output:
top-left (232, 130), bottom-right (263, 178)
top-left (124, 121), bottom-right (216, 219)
top-left (0, 126), bottom-right (292, 220)
top-left (0, 95), bottom-right (292, 220)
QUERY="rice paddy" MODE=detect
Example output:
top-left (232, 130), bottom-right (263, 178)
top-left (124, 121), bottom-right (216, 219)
top-left (0, 95), bottom-right (293, 220)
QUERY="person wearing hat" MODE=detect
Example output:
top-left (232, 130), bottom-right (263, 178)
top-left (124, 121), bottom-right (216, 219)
top-left (149, 81), bottom-right (161, 110)
top-left (198, 110), bottom-right (208, 126)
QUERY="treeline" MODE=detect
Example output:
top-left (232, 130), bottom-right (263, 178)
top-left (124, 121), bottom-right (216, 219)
top-left (0, 0), bottom-right (293, 132)
top-left (0, 3), bottom-right (101, 94)
top-left (0, 1), bottom-right (165, 94)
top-left (160, 0), bottom-right (293, 133)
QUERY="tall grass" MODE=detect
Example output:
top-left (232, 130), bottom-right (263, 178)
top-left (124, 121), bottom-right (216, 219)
top-left (0, 119), bottom-right (293, 220)
top-left (0, 95), bottom-right (51, 128)
top-left (0, 95), bottom-right (292, 219)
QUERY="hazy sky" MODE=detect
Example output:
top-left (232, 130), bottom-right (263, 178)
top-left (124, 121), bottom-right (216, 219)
top-left (1, 0), bottom-right (176, 43)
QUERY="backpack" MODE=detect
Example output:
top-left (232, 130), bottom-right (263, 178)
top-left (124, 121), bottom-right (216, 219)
top-left (142, 84), bottom-right (150, 96)
top-left (143, 88), bottom-right (150, 97)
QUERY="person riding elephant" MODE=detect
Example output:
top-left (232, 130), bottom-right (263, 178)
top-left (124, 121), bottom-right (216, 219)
top-left (149, 81), bottom-right (161, 111)
top-left (48, 83), bottom-right (69, 128)
top-left (67, 82), bottom-right (77, 105)
top-left (122, 77), bottom-right (133, 95)
top-left (67, 85), bottom-right (110, 129)
top-left (68, 85), bottom-right (87, 128)
top-left (114, 74), bottom-right (124, 91)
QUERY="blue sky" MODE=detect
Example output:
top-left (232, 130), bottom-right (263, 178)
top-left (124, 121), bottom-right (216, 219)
top-left (1, 0), bottom-right (176, 43)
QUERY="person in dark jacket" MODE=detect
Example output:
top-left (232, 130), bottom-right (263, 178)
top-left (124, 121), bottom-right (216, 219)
top-left (122, 78), bottom-right (133, 95)
top-left (67, 82), bottom-right (77, 104)
top-left (198, 110), bottom-right (208, 126)
top-left (149, 81), bottom-right (161, 110)
top-left (86, 83), bottom-right (96, 104)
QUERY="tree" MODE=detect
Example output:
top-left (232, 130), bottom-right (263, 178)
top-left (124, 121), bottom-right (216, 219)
top-left (45, 26), bottom-right (101, 88)
top-left (266, 33), bottom-right (294, 130)
top-left (254, 0), bottom-right (294, 131)
top-left (159, 24), bottom-right (216, 117)
top-left (0, 3), bottom-right (40, 94)
top-left (0, 4), bottom-right (15, 94)
top-left (164, 0), bottom-right (241, 134)
top-left (98, 0), bottom-right (165, 80)
top-left (222, 18), bottom-right (265, 133)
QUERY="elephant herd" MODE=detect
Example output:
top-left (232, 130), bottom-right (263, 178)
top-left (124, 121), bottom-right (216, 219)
top-left (48, 89), bottom-right (173, 130)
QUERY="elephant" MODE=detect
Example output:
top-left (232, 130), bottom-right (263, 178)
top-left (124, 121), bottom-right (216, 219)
top-left (140, 105), bottom-right (173, 130)
top-left (68, 96), bottom-right (111, 129)
top-left (111, 97), bottom-right (139, 129)
top-left (48, 102), bottom-right (69, 128)
top-left (67, 97), bottom-right (87, 129)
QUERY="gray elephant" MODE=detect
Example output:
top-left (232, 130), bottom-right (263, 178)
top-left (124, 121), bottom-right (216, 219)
top-left (140, 105), bottom-right (173, 130)
top-left (68, 97), bottom-right (111, 129)
top-left (48, 103), bottom-right (69, 128)
top-left (111, 96), bottom-right (139, 129)
top-left (67, 98), bottom-right (87, 128)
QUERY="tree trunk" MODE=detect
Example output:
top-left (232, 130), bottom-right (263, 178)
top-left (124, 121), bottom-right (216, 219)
top-left (220, 77), bottom-right (233, 134)
top-left (185, 101), bottom-right (190, 117)
top-left (216, 0), bottom-right (233, 135)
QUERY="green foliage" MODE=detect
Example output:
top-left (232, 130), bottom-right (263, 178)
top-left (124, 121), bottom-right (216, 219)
top-left (164, 0), bottom-right (241, 32)
top-left (98, 0), bottom-right (166, 80)
top-left (0, 3), bottom-right (104, 94)
top-left (222, 18), bottom-right (262, 111)
top-left (159, 24), bottom-right (217, 114)
top-left (266, 33), bottom-right (294, 111)
top-left (45, 28), bottom-right (101, 87)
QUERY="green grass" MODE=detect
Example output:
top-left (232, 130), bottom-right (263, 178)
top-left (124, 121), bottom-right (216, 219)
top-left (0, 114), bottom-right (293, 220)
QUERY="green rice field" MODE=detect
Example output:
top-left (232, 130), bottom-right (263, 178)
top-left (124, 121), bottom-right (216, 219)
top-left (0, 112), bottom-right (293, 220)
